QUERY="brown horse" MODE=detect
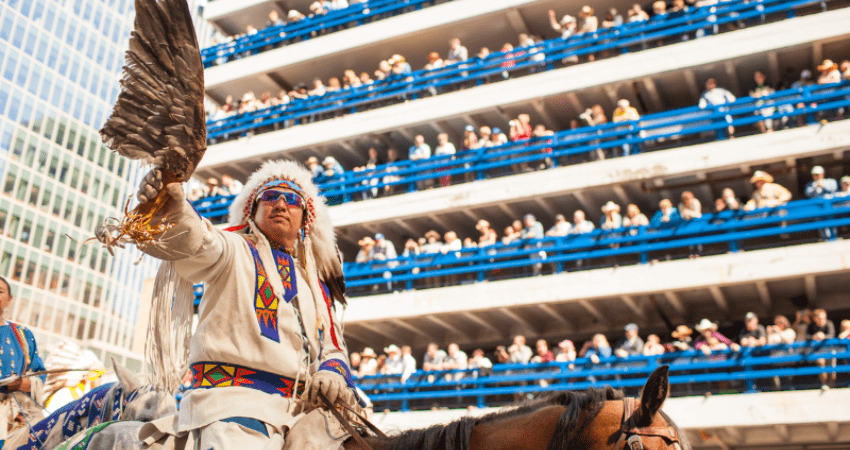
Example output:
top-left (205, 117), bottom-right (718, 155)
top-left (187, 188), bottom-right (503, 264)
top-left (344, 365), bottom-right (689, 450)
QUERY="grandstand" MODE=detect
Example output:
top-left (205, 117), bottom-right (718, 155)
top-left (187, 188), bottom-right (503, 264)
top-left (195, 0), bottom-right (850, 447)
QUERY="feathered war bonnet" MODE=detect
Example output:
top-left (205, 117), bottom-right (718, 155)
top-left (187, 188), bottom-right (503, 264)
top-left (227, 160), bottom-right (341, 289)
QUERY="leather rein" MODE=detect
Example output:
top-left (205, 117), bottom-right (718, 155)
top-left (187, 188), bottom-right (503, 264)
top-left (613, 398), bottom-right (682, 450)
top-left (319, 391), bottom-right (387, 450)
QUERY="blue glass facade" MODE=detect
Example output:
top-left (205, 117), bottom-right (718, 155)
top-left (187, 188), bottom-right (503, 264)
top-left (0, 0), bottom-right (158, 367)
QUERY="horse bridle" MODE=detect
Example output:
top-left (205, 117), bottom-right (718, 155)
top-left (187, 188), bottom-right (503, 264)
top-left (613, 398), bottom-right (682, 450)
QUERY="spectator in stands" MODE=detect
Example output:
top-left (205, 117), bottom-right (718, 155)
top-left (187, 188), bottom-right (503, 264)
top-left (206, 178), bottom-right (224, 197)
top-left (390, 54), bottom-right (412, 78)
top-left (602, 8), bottom-right (623, 28)
top-left (751, 71), bottom-right (777, 133)
top-left (359, 347), bottom-right (378, 376)
top-left (308, 78), bottom-right (327, 97)
top-left (698, 78), bottom-right (737, 138)
top-left (511, 335), bottom-right (533, 363)
top-left (556, 340), bottom-right (577, 366)
top-left (423, 343), bottom-right (447, 372)
top-left (521, 214), bottom-right (544, 239)
top-left (356, 236), bottom-right (375, 263)
top-left (669, 325), bottom-right (694, 351)
top-left (287, 9), bottom-right (305, 23)
top-left (679, 191), bottom-right (702, 220)
top-left (745, 170), bottom-right (792, 211)
top-left (668, 0), bottom-right (688, 19)
top-left (401, 345), bottom-right (417, 383)
top-left (580, 104), bottom-right (608, 127)
top-left (382, 148), bottom-right (401, 196)
top-left (767, 315), bottom-right (796, 344)
top-left (424, 52), bottom-right (444, 71)
top-left (443, 343), bottom-right (468, 380)
top-left (623, 204), bottom-right (650, 228)
top-left (805, 166), bottom-right (838, 198)
top-left (580, 334), bottom-right (612, 364)
top-left (494, 346), bottom-right (510, 364)
top-left (342, 70), bottom-right (361, 89)
top-left (571, 210), bottom-right (596, 234)
top-left (838, 176), bottom-right (850, 197)
top-left (381, 345), bottom-right (404, 376)
top-left (643, 335), bottom-right (665, 356)
top-left (375, 60), bottom-right (392, 81)
top-left (489, 127), bottom-right (509, 147)
top-left (546, 214), bottom-right (572, 236)
top-left (320, 156), bottom-right (344, 182)
top-left (612, 99), bottom-right (641, 156)
top-left (549, 11), bottom-right (577, 40)
top-left (721, 187), bottom-right (743, 210)
top-left (651, 199), bottom-right (681, 225)
top-left (402, 237), bottom-right (421, 258)
top-left (738, 312), bottom-right (768, 348)
top-left (308, 2), bottom-right (326, 16)
top-left (651, 1), bottom-right (667, 18)
top-left (510, 114), bottom-right (534, 172)
top-left (807, 309), bottom-right (836, 388)
top-left (627, 3), bottom-right (650, 22)
top-left (476, 126), bottom-right (493, 148)
top-left (577, 6), bottom-right (599, 34)
top-left (793, 309), bottom-right (813, 341)
top-left (817, 59), bottom-right (841, 84)
top-left (695, 319), bottom-right (738, 355)
top-left (839, 320), bottom-right (850, 339)
top-left (462, 237), bottom-right (478, 248)
top-left (371, 233), bottom-right (398, 263)
top-left (434, 133), bottom-right (457, 187)
top-left (530, 339), bottom-right (554, 363)
top-left (422, 230), bottom-right (443, 254)
top-left (441, 231), bottom-right (462, 254)
top-left (220, 174), bottom-right (243, 196)
top-left (614, 323), bottom-right (645, 358)
top-left (359, 72), bottom-right (374, 85)
top-left (807, 309), bottom-right (836, 340)
top-left (326, 77), bottom-right (342, 93)
top-left (502, 224), bottom-right (521, 245)
top-left (462, 125), bottom-right (478, 151)
top-left (476, 220), bottom-right (498, 247)
top-left (600, 202), bottom-right (623, 230)
top-left (409, 135), bottom-right (433, 190)
top-left (349, 351), bottom-right (361, 375)
top-left (446, 38), bottom-right (469, 66)
top-left (468, 349), bottom-right (493, 377)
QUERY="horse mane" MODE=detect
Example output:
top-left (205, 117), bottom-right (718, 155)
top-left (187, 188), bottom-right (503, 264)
top-left (381, 386), bottom-right (624, 450)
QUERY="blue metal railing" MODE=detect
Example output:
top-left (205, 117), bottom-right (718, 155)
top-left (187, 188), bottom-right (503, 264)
top-left (205, 0), bottom-right (833, 141)
top-left (192, 196), bottom-right (850, 304)
top-left (203, 0), bottom-right (444, 68)
top-left (354, 339), bottom-right (850, 411)
top-left (341, 196), bottom-right (850, 293)
top-left (193, 81), bottom-right (850, 221)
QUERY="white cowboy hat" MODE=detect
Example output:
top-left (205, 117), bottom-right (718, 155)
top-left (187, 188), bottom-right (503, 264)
top-left (695, 319), bottom-right (718, 332)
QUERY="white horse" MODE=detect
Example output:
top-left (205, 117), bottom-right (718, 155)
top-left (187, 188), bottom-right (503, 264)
top-left (15, 363), bottom-right (175, 450)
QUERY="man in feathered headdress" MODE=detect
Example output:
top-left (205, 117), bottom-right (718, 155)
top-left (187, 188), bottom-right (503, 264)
top-left (135, 161), bottom-right (358, 450)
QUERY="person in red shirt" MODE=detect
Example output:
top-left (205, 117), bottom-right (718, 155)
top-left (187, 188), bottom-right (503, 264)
top-left (509, 114), bottom-right (534, 173)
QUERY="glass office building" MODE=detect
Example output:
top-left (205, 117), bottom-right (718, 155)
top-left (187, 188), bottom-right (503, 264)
top-left (0, 0), bottom-right (162, 370)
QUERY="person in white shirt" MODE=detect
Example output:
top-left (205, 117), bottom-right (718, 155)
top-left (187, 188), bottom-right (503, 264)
top-left (434, 133), bottom-right (457, 187)
top-left (571, 210), bottom-right (596, 234)
top-left (698, 78), bottom-right (737, 138)
top-left (400, 345), bottom-right (417, 383)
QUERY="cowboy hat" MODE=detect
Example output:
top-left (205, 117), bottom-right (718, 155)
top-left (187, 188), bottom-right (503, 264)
top-left (361, 347), bottom-right (377, 358)
top-left (424, 230), bottom-right (441, 240)
top-left (306, 156), bottom-right (319, 165)
top-left (749, 170), bottom-right (773, 184)
top-left (695, 319), bottom-right (718, 332)
top-left (601, 201), bottom-right (621, 213)
top-left (475, 219), bottom-right (490, 230)
top-left (671, 325), bottom-right (693, 339)
top-left (384, 344), bottom-right (400, 354)
top-left (818, 59), bottom-right (837, 72)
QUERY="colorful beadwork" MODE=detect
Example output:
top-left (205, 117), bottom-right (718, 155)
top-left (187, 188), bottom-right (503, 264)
top-left (242, 237), bottom-right (298, 342)
top-left (190, 362), bottom-right (306, 398)
top-left (318, 359), bottom-right (366, 407)
top-left (9, 323), bottom-right (30, 370)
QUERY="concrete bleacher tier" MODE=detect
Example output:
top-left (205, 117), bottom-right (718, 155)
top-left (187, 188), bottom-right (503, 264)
top-left (197, 0), bottom-right (850, 447)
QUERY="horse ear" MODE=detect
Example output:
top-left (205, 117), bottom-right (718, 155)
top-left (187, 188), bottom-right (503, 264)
top-left (112, 357), bottom-right (142, 392)
top-left (639, 365), bottom-right (669, 420)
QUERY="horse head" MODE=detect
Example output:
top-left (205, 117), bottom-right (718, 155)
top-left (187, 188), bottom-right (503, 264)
top-left (592, 365), bottom-right (689, 450)
top-left (113, 359), bottom-right (177, 422)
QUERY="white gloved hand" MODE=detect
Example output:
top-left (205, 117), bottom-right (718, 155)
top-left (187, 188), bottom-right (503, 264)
top-left (306, 371), bottom-right (353, 408)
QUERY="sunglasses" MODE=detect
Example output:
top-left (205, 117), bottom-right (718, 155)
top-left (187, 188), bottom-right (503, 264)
top-left (257, 190), bottom-right (305, 208)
